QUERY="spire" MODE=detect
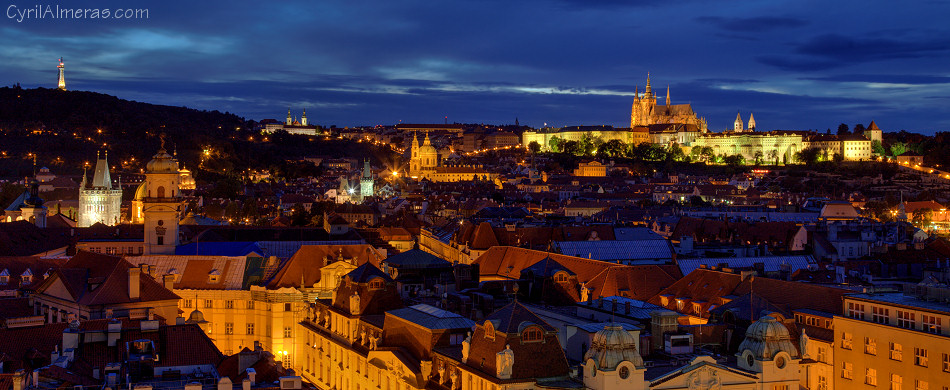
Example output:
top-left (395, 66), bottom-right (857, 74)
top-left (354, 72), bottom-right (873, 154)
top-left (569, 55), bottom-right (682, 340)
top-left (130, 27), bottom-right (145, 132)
top-left (645, 73), bottom-right (652, 97)
top-left (91, 150), bottom-right (113, 189)
top-left (301, 109), bottom-right (308, 126)
top-left (748, 112), bottom-right (756, 131)
top-left (423, 131), bottom-right (432, 146)
top-left (286, 108), bottom-right (292, 125)
top-left (633, 86), bottom-right (639, 102)
top-left (665, 85), bottom-right (671, 106)
top-left (734, 111), bottom-right (744, 132)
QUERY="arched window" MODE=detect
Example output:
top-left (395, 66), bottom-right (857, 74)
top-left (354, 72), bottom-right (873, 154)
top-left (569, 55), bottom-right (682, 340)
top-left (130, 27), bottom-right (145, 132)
top-left (484, 322), bottom-right (495, 341)
top-left (157, 186), bottom-right (165, 198)
top-left (522, 326), bottom-right (543, 342)
top-left (553, 271), bottom-right (569, 283)
top-left (368, 278), bottom-right (383, 290)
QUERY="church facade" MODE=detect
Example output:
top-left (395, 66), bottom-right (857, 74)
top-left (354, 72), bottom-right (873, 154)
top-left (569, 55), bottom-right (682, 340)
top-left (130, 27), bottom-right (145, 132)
top-left (409, 132), bottom-right (498, 183)
top-left (630, 74), bottom-right (707, 132)
top-left (78, 151), bottom-right (122, 227)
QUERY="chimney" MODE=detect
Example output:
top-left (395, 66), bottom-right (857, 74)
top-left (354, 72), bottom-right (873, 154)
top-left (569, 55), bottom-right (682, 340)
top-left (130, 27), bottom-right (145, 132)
top-left (13, 370), bottom-right (26, 390)
top-left (162, 274), bottom-right (175, 290)
top-left (107, 320), bottom-right (121, 347)
top-left (242, 379), bottom-right (251, 390)
top-left (128, 267), bottom-right (141, 300)
top-left (217, 377), bottom-right (232, 390)
top-left (246, 368), bottom-right (257, 385)
top-left (624, 301), bottom-right (630, 315)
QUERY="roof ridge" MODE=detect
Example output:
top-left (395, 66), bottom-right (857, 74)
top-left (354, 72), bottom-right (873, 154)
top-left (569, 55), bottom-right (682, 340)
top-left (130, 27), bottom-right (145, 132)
top-left (84, 254), bottom-right (125, 303)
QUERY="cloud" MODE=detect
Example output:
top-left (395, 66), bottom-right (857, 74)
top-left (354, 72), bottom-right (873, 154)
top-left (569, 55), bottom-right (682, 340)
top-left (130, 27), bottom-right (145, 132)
top-left (696, 16), bottom-right (808, 33)
top-left (803, 74), bottom-right (950, 85)
top-left (796, 34), bottom-right (950, 62)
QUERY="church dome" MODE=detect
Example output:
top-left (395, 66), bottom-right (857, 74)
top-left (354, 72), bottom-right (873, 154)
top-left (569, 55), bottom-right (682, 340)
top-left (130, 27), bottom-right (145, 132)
top-left (738, 315), bottom-right (799, 360)
top-left (186, 309), bottom-right (207, 324)
top-left (146, 147), bottom-right (179, 173)
top-left (133, 182), bottom-right (147, 201)
top-left (584, 324), bottom-right (643, 371)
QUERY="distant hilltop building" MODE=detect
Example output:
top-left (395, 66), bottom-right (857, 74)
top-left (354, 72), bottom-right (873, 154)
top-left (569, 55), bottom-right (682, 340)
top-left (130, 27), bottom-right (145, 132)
top-left (57, 57), bottom-right (66, 91)
top-left (630, 74), bottom-right (707, 132)
top-left (409, 132), bottom-right (498, 182)
top-left (261, 108), bottom-right (321, 135)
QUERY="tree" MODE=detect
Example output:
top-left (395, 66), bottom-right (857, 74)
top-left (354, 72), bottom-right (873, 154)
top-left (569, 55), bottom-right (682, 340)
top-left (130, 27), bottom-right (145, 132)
top-left (853, 123), bottom-right (866, 135)
top-left (862, 200), bottom-right (892, 222)
top-left (598, 139), bottom-right (627, 158)
top-left (528, 141), bottom-right (541, 154)
top-left (794, 147), bottom-right (822, 165)
top-left (890, 142), bottom-right (908, 157)
top-left (837, 123), bottom-right (850, 135)
top-left (911, 208), bottom-right (934, 228)
top-left (667, 144), bottom-right (686, 162)
top-left (767, 149), bottom-right (779, 165)
top-left (548, 136), bottom-right (563, 153)
top-left (562, 140), bottom-right (583, 156)
top-left (723, 154), bottom-right (746, 166)
top-left (872, 140), bottom-right (885, 155)
top-left (290, 204), bottom-right (310, 226)
top-left (753, 150), bottom-right (764, 165)
top-left (832, 153), bottom-right (844, 164)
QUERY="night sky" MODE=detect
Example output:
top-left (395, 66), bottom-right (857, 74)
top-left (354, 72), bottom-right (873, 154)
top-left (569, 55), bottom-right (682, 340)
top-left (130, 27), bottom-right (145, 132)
top-left (3, 0), bottom-right (949, 133)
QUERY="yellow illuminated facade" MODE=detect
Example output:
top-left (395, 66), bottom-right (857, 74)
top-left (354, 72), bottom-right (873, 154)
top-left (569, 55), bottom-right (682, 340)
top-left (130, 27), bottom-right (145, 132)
top-left (834, 290), bottom-right (950, 390)
top-left (78, 151), bottom-right (122, 227)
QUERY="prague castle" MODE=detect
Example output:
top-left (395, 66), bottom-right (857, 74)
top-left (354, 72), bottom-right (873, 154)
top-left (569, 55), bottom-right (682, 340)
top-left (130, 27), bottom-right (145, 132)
top-left (630, 74), bottom-right (707, 132)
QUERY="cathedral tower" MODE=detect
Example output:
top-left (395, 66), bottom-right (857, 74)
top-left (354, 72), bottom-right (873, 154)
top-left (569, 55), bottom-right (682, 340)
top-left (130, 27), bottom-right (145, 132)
top-left (748, 112), bottom-right (756, 131)
top-left (57, 58), bottom-right (66, 91)
top-left (734, 112), bottom-right (744, 132)
top-left (142, 139), bottom-right (181, 255)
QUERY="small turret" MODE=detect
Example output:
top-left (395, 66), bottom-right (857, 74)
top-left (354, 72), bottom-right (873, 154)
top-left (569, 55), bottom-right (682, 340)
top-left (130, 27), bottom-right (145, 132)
top-left (666, 85), bottom-right (671, 106)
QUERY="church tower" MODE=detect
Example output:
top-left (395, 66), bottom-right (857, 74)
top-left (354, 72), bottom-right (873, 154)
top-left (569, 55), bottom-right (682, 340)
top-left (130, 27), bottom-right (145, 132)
top-left (142, 139), bottom-right (181, 255)
top-left (665, 85), bottom-right (671, 107)
top-left (57, 58), bottom-right (66, 91)
top-left (286, 108), bottom-right (292, 125)
top-left (78, 151), bottom-right (122, 227)
top-left (734, 112), bottom-right (744, 132)
top-left (301, 109), bottom-right (308, 126)
top-left (748, 112), bottom-right (756, 132)
top-left (360, 159), bottom-right (374, 201)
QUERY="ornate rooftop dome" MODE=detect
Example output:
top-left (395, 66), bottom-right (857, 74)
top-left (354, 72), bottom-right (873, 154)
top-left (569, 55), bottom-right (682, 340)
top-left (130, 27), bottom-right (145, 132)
top-left (584, 324), bottom-right (643, 371)
top-left (738, 315), bottom-right (799, 360)
top-left (146, 144), bottom-right (178, 174)
top-left (186, 309), bottom-right (207, 324)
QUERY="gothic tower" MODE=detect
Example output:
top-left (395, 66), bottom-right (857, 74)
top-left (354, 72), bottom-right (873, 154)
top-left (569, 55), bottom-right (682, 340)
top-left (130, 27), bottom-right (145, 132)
top-left (78, 151), bottom-right (122, 227)
top-left (360, 159), bottom-right (374, 201)
top-left (57, 58), bottom-right (66, 91)
top-left (734, 112), bottom-right (744, 132)
top-left (142, 139), bottom-right (181, 255)
top-left (748, 112), bottom-right (756, 132)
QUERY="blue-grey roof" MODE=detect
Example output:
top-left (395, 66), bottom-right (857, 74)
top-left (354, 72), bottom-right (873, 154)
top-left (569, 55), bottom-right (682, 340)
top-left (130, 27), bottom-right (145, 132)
top-left (575, 322), bottom-right (641, 333)
top-left (387, 304), bottom-right (476, 330)
top-left (846, 292), bottom-right (950, 314)
top-left (582, 296), bottom-right (665, 319)
top-left (554, 240), bottom-right (673, 261)
top-left (384, 249), bottom-right (452, 269)
top-left (676, 255), bottom-right (815, 276)
top-left (175, 241), bottom-right (265, 257)
top-left (4, 190), bottom-right (29, 211)
top-left (613, 227), bottom-right (665, 241)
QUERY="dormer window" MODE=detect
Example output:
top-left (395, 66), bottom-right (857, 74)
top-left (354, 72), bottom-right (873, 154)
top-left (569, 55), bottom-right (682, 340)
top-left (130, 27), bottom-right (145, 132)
top-left (553, 271), bottom-right (569, 283)
top-left (21, 269), bottom-right (33, 284)
top-left (368, 278), bottom-right (384, 290)
top-left (521, 326), bottom-right (543, 342)
top-left (208, 269), bottom-right (221, 284)
top-left (0, 269), bottom-right (9, 285)
top-left (484, 321), bottom-right (495, 341)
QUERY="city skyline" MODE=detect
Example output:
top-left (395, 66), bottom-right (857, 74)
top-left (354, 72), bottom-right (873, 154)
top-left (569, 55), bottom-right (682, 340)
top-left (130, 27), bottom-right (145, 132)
top-left (2, 0), bottom-right (949, 133)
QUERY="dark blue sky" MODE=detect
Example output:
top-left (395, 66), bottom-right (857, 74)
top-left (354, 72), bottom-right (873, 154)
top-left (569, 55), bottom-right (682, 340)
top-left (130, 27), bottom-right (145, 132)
top-left (3, 0), bottom-right (949, 133)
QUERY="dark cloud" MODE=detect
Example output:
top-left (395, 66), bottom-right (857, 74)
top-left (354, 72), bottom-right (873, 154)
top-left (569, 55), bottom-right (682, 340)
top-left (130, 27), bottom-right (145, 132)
top-left (804, 74), bottom-right (950, 85)
top-left (755, 56), bottom-right (840, 72)
top-left (696, 16), bottom-right (808, 33)
top-left (795, 33), bottom-right (950, 62)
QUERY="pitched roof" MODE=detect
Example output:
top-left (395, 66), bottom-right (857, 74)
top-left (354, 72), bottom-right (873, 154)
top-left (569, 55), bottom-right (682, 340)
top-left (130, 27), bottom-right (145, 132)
top-left (484, 300), bottom-right (556, 334)
top-left (267, 244), bottom-right (382, 289)
top-left (585, 265), bottom-right (682, 301)
top-left (469, 222), bottom-right (499, 250)
top-left (346, 262), bottom-right (394, 284)
top-left (386, 304), bottom-right (475, 330)
top-left (383, 249), bottom-right (451, 269)
top-left (129, 255), bottom-right (249, 290)
top-left (37, 251), bottom-right (179, 306)
top-left (474, 246), bottom-right (620, 282)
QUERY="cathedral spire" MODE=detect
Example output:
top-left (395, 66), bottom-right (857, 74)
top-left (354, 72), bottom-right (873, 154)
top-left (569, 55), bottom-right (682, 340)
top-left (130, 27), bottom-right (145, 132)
top-left (666, 85), bottom-right (671, 106)
top-left (748, 112), bottom-right (756, 131)
top-left (645, 73), bottom-right (652, 97)
top-left (734, 111), bottom-right (744, 132)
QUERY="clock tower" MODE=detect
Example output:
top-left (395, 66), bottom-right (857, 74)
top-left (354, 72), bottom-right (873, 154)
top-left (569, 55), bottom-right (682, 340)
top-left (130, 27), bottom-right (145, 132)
top-left (143, 139), bottom-right (181, 254)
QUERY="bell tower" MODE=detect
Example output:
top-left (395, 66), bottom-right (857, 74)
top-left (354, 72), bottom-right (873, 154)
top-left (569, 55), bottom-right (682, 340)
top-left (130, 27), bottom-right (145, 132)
top-left (142, 137), bottom-right (181, 255)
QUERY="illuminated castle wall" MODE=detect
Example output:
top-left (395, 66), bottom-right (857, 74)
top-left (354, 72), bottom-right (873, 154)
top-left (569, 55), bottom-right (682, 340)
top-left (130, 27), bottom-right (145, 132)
top-left (78, 151), bottom-right (122, 227)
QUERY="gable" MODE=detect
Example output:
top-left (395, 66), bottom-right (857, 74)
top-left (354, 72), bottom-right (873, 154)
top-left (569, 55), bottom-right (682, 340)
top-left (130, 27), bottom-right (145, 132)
top-left (650, 360), bottom-right (757, 389)
top-left (40, 276), bottom-right (77, 302)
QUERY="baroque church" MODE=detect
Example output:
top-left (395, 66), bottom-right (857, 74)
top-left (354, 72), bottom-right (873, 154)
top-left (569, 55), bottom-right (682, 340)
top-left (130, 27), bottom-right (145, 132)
top-left (630, 74), bottom-right (707, 132)
top-left (408, 132), bottom-right (498, 183)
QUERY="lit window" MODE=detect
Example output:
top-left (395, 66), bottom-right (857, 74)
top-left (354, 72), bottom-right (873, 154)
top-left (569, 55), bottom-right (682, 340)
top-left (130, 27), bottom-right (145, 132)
top-left (915, 348), bottom-right (928, 367)
top-left (284, 326), bottom-right (293, 338)
top-left (898, 311), bottom-right (916, 329)
top-left (917, 380), bottom-right (929, 390)
top-left (922, 314), bottom-right (942, 334)
top-left (943, 353), bottom-right (950, 373)
top-left (872, 307), bottom-right (889, 324)
top-left (890, 343), bottom-right (902, 361)
top-left (225, 323), bottom-right (233, 335)
top-left (866, 368), bottom-right (877, 386)
top-left (246, 323), bottom-right (255, 335)
top-left (848, 302), bottom-right (866, 319)
top-left (865, 337), bottom-right (877, 355)
top-left (521, 326), bottom-right (543, 342)
top-left (247, 300), bottom-right (255, 310)
top-left (368, 278), bottom-right (384, 289)
top-left (225, 300), bottom-right (234, 309)
top-left (892, 374), bottom-right (903, 390)
top-left (204, 299), bottom-right (213, 308)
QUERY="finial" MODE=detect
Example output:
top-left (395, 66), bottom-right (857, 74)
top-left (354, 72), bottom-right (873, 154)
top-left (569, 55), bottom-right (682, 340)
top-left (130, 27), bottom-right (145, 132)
top-left (159, 134), bottom-right (166, 151)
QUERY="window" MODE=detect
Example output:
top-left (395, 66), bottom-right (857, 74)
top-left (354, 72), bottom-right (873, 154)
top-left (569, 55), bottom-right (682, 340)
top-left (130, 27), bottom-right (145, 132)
top-left (553, 272), bottom-right (569, 283)
top-left (917, 380), bottom-right (929, 390)
top-left (898, 311), bottom-right (916, 329)
top-left (865, 337), bottom-right (877, 355)
top-left (368, 278), bottom-right (384, 289)
top-left (817, 347), bottom-right (827, 363)
top-left (204, 299), bottom-right (213, 309)
top-left (225, 323), bottom-right (233, 335)
top-left (284, 326), bottom-right (293, 338)
top-left (866, 368), bottom-right (877, 386)
top-left (247, 300), bottom-right (255, 310)
top-left (841, 332), bottom-right (853, 349)
top-left (848, 302), bottom-right (866, 319)
top-left (183, 299), bottom-right (193, 308)
top-left (225, 300), bottom-right (234, 309)
top-left (818, 376), bottom-right (828, 390)
top-left (892, 374), bottom-right (902, 390)
top-left (285, 303), bottom-right (293, 312)
top-left (943, 353), bottom-right (950, 372)
top-left (773, 386), bottom-right (788, 390)
top-left (872, 307), bottom-right (890, 324)
top-left (915, 348), bottom-right (928, 367)
top-left (890, 342), bottom-right (902, 361)
top-left (922, 314), bottom-right (942, 334)
top-left (247, 323), bottom-right (255, 335)
top-left (521, 326), bottom-right (543, 342)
